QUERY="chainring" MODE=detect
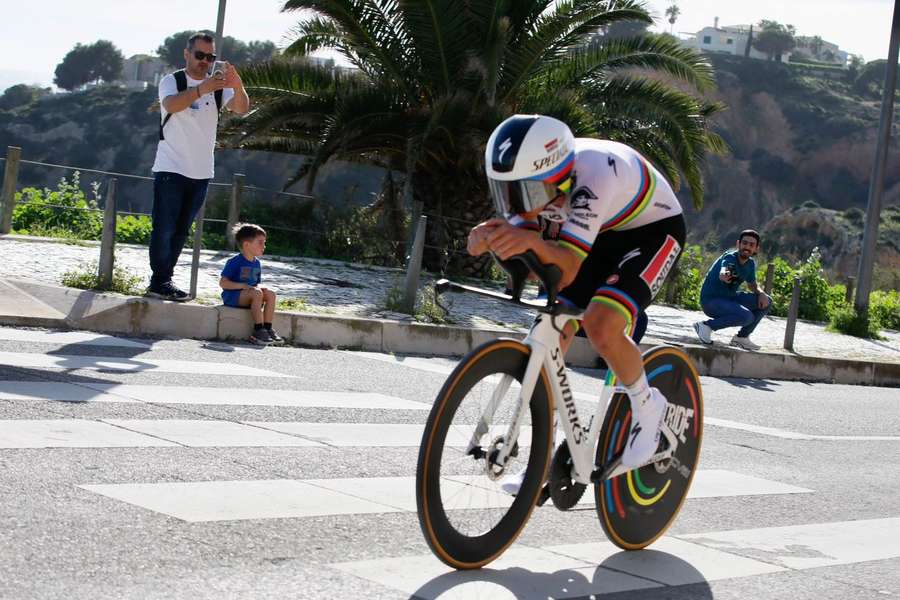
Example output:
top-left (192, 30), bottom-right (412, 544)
top-left (548, 440), bottom-right (587, 510)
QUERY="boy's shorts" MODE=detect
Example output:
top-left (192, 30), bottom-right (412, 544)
top-left (558, 214), bottom-right (685, 330)
top-left (221, 289), bottom-right (243, 307)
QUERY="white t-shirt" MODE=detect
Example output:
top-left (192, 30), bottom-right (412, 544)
top-left (152, 72), bottom-right (235, 180)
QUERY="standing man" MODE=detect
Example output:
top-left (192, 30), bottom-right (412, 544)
top-left (147, 32), bottom-right (250, 300)
top-left (693, 229), bottom-right (771, 350)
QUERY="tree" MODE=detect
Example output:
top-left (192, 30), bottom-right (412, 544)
top-left (665, 3), bottom-right (680, 34)
top-left (0, 84), bottom-right (49, 110)
top-left (752, 20), bottom-right (796, 62)
top-left (157, 30), bottom-right (268, 67)
top-left (53, 40), bottom-right (124, 91)
top-left (229, 0), bottom-right (726, 273)
top-left (810, 35), bottom-right (824, 58)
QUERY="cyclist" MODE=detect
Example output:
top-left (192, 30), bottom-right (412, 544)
top-left (467, 114), bottom-right (685, 472)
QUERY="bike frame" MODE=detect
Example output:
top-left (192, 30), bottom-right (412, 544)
top-left (489, 310), bottom-right (677, 485)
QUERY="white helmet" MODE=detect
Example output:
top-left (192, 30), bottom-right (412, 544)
top-left (485, 114), bottom-right (576, 218)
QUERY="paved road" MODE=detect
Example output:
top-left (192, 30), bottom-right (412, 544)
top-left (0, 326), bottom-right (899, 599)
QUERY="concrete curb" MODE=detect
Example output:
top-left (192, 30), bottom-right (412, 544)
top-left (1, 279), bottom-right (897, 387)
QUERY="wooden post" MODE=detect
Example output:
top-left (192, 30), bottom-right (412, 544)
top-left (0, 146), bottom-right (22, 234)
top-left (783, 276), bottom-right (801, 351)
top-left (97, 178), bottom-right (117, 289)
top-left (845, 276), bottom-right (855, 304)
top-left (402, 215), bottom-right (427, 314)
top-left (764, 263), bottom-right (775, 295)
top-left (225, 173), bottom-right (245, 249)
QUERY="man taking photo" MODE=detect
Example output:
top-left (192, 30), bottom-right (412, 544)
top-left (693, 229), bottom-right (771, 350)
top-left (147, 31), bottom-right (250, 301)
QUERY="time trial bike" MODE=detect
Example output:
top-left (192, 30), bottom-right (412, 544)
top-left (415, 251), bottom-right (703, 570)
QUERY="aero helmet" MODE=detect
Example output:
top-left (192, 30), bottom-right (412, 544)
top-left (485, 114), bottom-right (575, 218)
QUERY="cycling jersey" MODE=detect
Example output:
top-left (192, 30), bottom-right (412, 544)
top-left (511, 139), bottom-right (683, 261)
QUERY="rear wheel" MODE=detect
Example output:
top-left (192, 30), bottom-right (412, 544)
top-left (416, 339), bottom-right (554, 569)
top-left (595, 345), bottom-right (703, 549)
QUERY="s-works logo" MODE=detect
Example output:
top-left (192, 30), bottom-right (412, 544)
top-left (498, 138), bottom-right (512, 162)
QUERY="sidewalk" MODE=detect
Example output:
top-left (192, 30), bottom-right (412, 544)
top-left (1, 234), bottom-right (898, 386)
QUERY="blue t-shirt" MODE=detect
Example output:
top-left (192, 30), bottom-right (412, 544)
top-left (700, 250), bottom-right (756, 303)
top-left (220, 254), bottom-right (261, 305)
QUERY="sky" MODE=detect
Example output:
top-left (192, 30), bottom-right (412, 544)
top-left (0, 0), bottom-right (896, 92)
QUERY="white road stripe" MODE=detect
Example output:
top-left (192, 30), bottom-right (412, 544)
top-left (0, 420), bottom-right (179, 448)
top-left (0, 381), bottom-right (427, 410)
top-left (0, 326), bottom-right (151, 348)
top-left (331, 517), bottom-right (900, 599)
top-left (103, 419), bottom-right (324, 447)
top-left (705, 417), bottom-right (900, 441)
top-left (0, 352), bottom-right (291, 377)
top-left (78, 470), bottom-right (811, 522)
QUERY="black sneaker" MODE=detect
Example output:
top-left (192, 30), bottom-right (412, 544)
top-left (249, 328), bottom-right (274, 346)
top-left (147, 281), bottom-right (189, 302)
top-left (267, 327), bottom-right (285, 345)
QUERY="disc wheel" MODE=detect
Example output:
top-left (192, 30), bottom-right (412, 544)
top-left (594, 345), bottom-right (704, 549)
top-left (416, 339), bottom-right (554, 569)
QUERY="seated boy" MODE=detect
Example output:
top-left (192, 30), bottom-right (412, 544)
top-left (219, 223), bottom-right (283, 346)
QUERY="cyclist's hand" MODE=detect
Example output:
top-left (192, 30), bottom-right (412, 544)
top-left (467, 219), bottom-right (504, 256)
top-left (486, 223), bottom-right (535, 260)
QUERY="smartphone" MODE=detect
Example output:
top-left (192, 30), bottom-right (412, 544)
top-left (210, 61), bottom-right (226, 79)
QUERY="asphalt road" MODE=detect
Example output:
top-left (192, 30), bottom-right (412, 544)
top-left (0, 326), bottom-right (898, 600)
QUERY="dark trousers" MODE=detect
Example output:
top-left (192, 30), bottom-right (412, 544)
top-left (702, 292), bottom-right (771, 338)
top-left (149, 171), bottom-right (209, 287)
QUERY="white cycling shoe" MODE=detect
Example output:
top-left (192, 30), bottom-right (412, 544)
top-left (499, 469), bottom-right (527, 496)
top-left (621, 387), bottom-right (668, 469)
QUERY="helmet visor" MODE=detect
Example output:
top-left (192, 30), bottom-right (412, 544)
top-left (488, 178), bottom-right (558, 218)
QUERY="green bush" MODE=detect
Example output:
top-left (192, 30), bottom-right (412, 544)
top-left (658, 244), bottom-right (706, 310)
top-left (796, 248), bottom-right (832, 322)
top-left (870, 290), bottom-right (900, 330)
top-left (828, 305), bottom-right (883, 339)
top-left (762, 257), bottom-right (796, 317)
top-left (115, 214), bottom-right (153, 245)
top-left (12, 172), bottom-right (103, 239)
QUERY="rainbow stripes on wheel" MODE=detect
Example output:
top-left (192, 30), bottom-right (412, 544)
top-left (595, 346), bottom-right (703, 550)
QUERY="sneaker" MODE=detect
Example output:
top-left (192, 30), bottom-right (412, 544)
top-left (267, 327), bottom-right (285, 345)
top-left (249, 327), bottom-right (274, 346)
top-left (693, 321), bottom-right (713, 345)
top-left (731, 335), bottom-right (760, 351)
top-left (499, 469), bottom-right (527, 496)
top-left (146, 281), bottom-right (189, 302)
top-left (621, 388), bottom-right (668, 469)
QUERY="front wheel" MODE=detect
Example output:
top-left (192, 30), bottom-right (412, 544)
top-left (416, 339), bottom-right (554, 569)
top-left (595, 345), bottom-right (704, 550)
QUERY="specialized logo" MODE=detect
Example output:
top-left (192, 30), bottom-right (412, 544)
top-left (498, 138), bottom-right (513, 162)
top-left (551, 347), bottom-right (591, 444)
top-left (569, 186), bottom-right (597, 211)
top-left (618, 248), bottom-right (641, 269)
top-left (629, 423), bottom-right (642, 448)
top-left (607, 156), bottom-right (618, 176)
top-left (640, 235), bottom-right (681, 297)
top-left (532, 142), bottom-right (571, 172)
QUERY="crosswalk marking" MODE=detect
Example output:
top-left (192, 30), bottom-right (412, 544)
top-left (0, 420), bottom-right (179, 448)
top-left (0, 351), bottom-right (292, 377)
top-left (0, 381), bottom-right (427, 409)
top-left (705, 417), bottom-right (900, 441)
top-left (78, 470), bottom-right (811, 522)
top-left (103, 419), bottom-right (325, 447)
top-left (0, 326), bottom-right (151, 348)
top-left (330, 517), bottom-right (900, 599)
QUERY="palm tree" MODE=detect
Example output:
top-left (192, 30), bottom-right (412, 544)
top-left (665, 2), bottom-right (680, 34)
top-left (228, 0), bottom-right (726, 273)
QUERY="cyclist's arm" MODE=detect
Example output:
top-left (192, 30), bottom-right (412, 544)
top-left (485, 224), bottom-right (581, 288)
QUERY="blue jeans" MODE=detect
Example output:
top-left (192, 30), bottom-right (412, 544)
top-left (149, 172), bottom-right (209, 287)
top-left (701, 292), bottom-right (771, 338)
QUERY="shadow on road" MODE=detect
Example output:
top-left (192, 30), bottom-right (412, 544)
top-left (408, 549), bottom-right (712, 600)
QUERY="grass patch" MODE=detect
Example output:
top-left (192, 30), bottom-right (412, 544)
top-left (60, 262), bottom-right (144, 296)
top-left (383, 282), bottom-right (449, 324)
top-left (277, 296), bottom-right (311, 312)
top-left (827, 305), bottom-right (884, 340)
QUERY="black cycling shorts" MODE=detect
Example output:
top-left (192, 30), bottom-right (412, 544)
top-left (558, 215), bottom-right (685, 332)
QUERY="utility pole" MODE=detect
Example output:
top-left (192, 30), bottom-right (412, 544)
top-left (856, 0), bottom-right (899, 315)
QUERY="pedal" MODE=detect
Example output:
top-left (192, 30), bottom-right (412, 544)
top-left (536, 484), bottom-right (551, 507)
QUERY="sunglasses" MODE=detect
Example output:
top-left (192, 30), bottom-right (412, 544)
top-left (192, 50), bottom-right (217, 62)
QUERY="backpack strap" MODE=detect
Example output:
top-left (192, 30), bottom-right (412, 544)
top-left (214, 89), bottom-right (223, 112)
top-left (159, 70), bottom-right (188, 141)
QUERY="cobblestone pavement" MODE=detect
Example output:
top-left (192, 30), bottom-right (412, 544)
top-left (3, 236), bottom-right (898, 364)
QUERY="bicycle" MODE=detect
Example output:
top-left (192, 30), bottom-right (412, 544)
top-left (416, 252), bottom-right (704, 570)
